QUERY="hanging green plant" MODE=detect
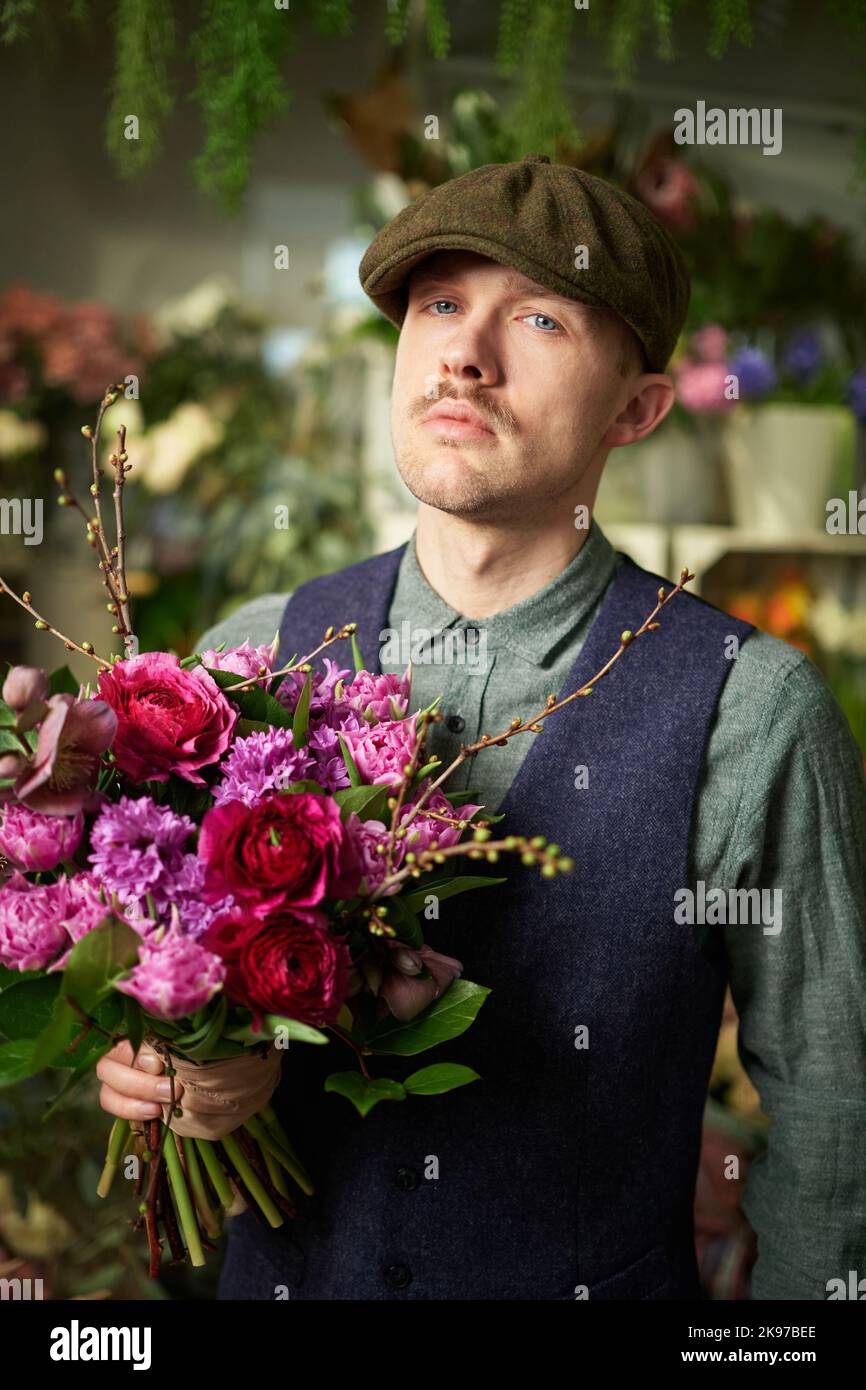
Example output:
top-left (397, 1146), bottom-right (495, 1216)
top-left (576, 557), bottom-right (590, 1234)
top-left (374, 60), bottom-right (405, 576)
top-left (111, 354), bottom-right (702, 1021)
top-left (1, 0), bottom-right (864, 213)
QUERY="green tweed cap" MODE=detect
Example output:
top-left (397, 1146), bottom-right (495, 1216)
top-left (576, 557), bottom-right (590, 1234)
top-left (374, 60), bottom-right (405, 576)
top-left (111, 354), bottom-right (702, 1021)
top-left (358, 153), bottom-right (691, 372)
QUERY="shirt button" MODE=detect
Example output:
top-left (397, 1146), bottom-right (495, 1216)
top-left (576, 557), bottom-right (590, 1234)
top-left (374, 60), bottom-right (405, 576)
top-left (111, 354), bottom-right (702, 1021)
top-left (394, 1166), bottom-right (420, 1191)
top-left (383, 1262), bottom-right (412, 1289)
top-left (446, 713), bottom-right (465, 733)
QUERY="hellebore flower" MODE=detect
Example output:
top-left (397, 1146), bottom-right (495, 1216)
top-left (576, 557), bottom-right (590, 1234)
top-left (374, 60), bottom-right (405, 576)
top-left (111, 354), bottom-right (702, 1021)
top-left (14, 694), bottom-right (117, 815)
top-left (2, 665), bottom-right (49, 732)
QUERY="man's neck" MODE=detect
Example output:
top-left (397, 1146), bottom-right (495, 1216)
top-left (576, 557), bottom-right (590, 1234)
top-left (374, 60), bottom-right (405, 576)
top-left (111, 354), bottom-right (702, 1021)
top-left (413, 506), bottom-right (594, 619)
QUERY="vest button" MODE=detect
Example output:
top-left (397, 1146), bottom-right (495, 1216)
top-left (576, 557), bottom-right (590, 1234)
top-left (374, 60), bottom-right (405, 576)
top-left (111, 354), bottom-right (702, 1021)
top-left (383, 1262), bottom-right (412, 1289)
top-left (446, 713), bottom-right (465, 733)
top-left (394, 1166), bottom-right (420, 1191)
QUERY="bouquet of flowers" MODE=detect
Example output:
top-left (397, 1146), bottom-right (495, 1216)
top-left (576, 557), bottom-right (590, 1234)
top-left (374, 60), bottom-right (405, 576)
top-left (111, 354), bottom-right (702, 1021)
top-left (0, 384), bottom-right (690, 1276)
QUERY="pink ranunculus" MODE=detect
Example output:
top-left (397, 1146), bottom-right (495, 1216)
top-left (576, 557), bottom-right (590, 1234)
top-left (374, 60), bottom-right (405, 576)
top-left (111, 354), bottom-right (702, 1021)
top-left (199, 792), bottom-right (362, 917)
top-left (343, 813), bottom-right (403, 896)
top-left (200, 637), bottom-right (279, 684)
top-left (0, 803), bottom-right (83, 871)
top-left (342, 669), bottom-right (412, 723)
top-left (14, 694), bottom-right (117, 815)
top-left (379, 941), bottom-right (463, 1023)
top-left (0, 871), bottom-right (111, 972)
top-left (114, 918), bottom-right (225, 1020)
top-left (340, 712), bottom-right (419, 788)
top-left (674, 360), bottom-right (736, 416)
top-left (97, 652), bottom-right (237, 785)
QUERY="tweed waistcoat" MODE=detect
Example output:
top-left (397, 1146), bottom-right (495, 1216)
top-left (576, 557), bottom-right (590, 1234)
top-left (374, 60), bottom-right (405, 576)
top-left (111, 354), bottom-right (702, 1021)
top-left (217, 544), bottom-right (755, 1300)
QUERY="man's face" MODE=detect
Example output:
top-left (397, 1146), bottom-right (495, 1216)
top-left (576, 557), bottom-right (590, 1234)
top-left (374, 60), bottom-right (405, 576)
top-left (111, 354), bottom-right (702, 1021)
top-left (389, 249), bottom-right (643, 523)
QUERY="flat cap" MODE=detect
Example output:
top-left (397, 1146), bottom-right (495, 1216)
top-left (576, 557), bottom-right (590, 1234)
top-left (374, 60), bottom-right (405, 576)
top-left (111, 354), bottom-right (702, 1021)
top-left (358, 153), bottom-right (691, 373)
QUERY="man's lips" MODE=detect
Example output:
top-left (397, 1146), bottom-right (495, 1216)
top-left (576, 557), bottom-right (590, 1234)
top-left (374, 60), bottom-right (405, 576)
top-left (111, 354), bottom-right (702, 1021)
top-left (420, 400), bottom-right (496, 440)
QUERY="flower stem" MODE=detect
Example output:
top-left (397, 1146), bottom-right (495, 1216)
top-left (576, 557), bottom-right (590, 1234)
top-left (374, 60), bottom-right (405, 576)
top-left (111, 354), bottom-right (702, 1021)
top-left (164, 1130), bottom-right (206, 1266)
top-left (220, 1132), bottom-right (284, 1228)
top-left (193, 1137), bottom-right (235, 1210)
top-left (181, 1136), bottom-right (222, 1239)
top-left (97, 1117), bottom-right (130, 1198)
top-left (245, 1113), bottom-right (314, 1196)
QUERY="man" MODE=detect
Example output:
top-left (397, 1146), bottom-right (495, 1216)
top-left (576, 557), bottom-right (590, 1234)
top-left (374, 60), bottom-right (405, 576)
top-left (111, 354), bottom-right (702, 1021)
top-left (98, 155), bottom-right (866, 1300)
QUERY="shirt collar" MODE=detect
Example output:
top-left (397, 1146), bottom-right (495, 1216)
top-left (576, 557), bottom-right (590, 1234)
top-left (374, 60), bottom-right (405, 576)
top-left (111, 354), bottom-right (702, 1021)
top-left (391, 518), bottom-right (620, 668)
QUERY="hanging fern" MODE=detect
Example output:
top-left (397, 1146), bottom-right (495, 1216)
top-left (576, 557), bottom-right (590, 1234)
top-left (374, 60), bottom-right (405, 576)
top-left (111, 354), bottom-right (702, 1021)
top-left (503, 0), bottom-right (581, 155)
top-left (495, 0), bottom-right (532, 77)
top-left (424, 0), bottom-right (451, 59)
top-left (105, 0), bottom-right (176, 181)
top-left (0, 0), bottom-right (35, 43)
top-left (190, 0), bottom-right (297, 216)
top-left (383, 0), bottom-right (411, 46)
top-left (653, 0), bottom-right (676, 61)
top-left (708, 0), bottom-right (753, 59)
top-left (310, 0), bottom-right (354, 37)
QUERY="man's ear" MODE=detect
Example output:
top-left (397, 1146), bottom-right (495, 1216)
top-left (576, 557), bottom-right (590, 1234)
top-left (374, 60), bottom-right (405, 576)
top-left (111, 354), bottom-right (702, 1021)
top-left (602, 375), bottom-right (676, 449)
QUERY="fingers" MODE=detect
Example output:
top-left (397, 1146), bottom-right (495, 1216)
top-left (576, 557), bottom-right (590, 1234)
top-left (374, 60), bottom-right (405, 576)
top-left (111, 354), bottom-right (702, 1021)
top-left (96, 1040), bottom-right (184, 1121)
top-left (98, 1083), bottom-right (165, 1122)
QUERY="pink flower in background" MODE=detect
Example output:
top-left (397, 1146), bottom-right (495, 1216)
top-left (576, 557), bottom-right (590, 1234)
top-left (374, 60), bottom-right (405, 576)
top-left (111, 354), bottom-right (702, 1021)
top-left (341, 712), bottom-right (419, 788)
top-left (0, 284), bottom-right (64, 338)
top-left (674, 360), bottom-right (735, 415)
top-left (344, 814), bottom-right (403, 895)
top-left (13, 693), bottom-right (117, 815)
top-left (277, 657), bottom-right (352, 717)
top-left (115, 918), bottom-right (225, 1020)
top-left (634, 157), bottom-right (701, 231)
top-left (0, 804), bottom-right (83, 872)
top-left (342, 669), bottom-right (412, 722)
top-left (200, 638), bottom-right (279, 684)
top-left (97, 652), bottom-right (236, 785)
top-left (690, 325), bottom-right (729, 363)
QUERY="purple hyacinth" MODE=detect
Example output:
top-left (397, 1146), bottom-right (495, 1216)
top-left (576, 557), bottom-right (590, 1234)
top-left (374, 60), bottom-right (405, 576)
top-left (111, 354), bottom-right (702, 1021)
top-left (728, 346), bottom-right (777, 400)
top-left (212, 726), bottom-right (316, 807)
top-left (846, 367), bottom-right (866, 424)
top-left (782, 329), bottom-right (823, 383)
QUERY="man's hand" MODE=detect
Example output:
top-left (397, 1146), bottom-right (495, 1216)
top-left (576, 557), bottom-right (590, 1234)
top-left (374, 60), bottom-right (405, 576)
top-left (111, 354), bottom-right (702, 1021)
top-left (96, 1041), bottom-right (185, 1121)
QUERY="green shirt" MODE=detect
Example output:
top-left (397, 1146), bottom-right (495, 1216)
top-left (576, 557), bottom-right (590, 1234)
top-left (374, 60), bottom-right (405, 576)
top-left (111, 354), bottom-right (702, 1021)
top-left (198, 520), bottom-right (866, 1301)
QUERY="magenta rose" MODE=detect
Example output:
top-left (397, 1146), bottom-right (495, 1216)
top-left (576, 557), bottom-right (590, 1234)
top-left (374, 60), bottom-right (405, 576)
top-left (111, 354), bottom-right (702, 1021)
top-left (97, 652), bottom-right (237, 785)
top-left (199, 792), bottom-right (362, 917)
top-left (202, 905), bottom-right (350, 1028)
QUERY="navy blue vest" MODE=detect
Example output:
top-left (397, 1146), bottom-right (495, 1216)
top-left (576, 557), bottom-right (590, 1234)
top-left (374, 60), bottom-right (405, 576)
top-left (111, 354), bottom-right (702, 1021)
top-left (217, 544), bottom-right (755, 1300)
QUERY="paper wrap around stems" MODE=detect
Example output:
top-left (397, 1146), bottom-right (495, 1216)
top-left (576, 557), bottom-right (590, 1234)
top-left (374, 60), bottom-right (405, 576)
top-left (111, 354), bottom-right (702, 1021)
top-left (152, 1040), bottom-right (283, 1140)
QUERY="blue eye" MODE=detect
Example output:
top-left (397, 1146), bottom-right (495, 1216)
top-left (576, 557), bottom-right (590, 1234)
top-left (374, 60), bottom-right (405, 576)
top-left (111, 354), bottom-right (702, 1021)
top-left (528, 313), bottom-right (559, 332)
top-left (430, 300), bottom-right (458, 314)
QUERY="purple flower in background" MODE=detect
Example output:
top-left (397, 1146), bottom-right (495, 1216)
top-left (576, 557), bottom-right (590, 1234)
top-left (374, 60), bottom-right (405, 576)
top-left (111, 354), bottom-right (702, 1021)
top-left (728, 347), bottom-right (777, 400)
top-left (0, 803), bottom-right (83, 872)
top-left (344, 814), bottom-right (403, 895)
top-left (846, 367), bottom-right (866, 424)
top-left (307, 723), bottom-right (354, 792)
top-left (277, 657), bottom-right (352, 716)
top-left (782, 329), bottom-right (823, 382)
top-left (115, 917), bottom-right (225, 1020)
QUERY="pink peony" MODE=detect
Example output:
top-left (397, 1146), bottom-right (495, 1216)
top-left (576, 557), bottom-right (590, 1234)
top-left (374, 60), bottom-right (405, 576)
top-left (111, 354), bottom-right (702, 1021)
top-left (97, 652), bottom-right (237, 785)
top-left (200, 637), bottom-right (279, 684)
top-left (341, 669), bottom-right (412, 723)
top-left (0, 803), bottom-right (83, 871)
top-left (400, 786), bottom-right (483, 854)
top-left (114, 918), bottom-right (225, 1020)
top-left (340, 712), bottom-right (419, 788)
top-left (0, 871), bottom-right (111, 972)
top-left (690, 325), bottom-right (728, 364)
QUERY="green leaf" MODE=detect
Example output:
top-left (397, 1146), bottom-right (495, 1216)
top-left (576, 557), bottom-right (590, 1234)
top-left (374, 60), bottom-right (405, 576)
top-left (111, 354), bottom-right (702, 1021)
top-left (350, 631), bottom-right (365, 674)
top-left (367, 979), bottom-right (491, 1056)
top-left (204, 666), bottom-right (293, 729)
top-left (174, 996), bottom-right (228, 1060)
top-left (0, 963), bottom-right (40, 989)
top-left (30, 917), bottom-right (141, 1071)
top-left (402, 875), bottom-right (506, 913)
top-left (0, 697), bottom-right (17, 729)
top-left (337, 732), bottom-right (362, 788)
top-left (292, 672), bottom-right (312, 748)
top-left (324, 1070), bottom-right (406, 1117)
top-left (0, 1037), bottom-right (41, 1087)
top-left (48, 665), bottom-right (80, 696)
top-left (403, 1062), bottom-right (480, 1095)
top-left (0, 975), bottom-right (61, 1039)
top-left (382, 893), bottom-right (423, 949)
top-left (334, 783), bottom-right (389, 822)
top-left (275, 778), bottom-right (329, 797)
top-left (124, 995), bottom-right (144, 1058)
top-left (223, 1014), bottom-right (329, 1046)
top-left (0, 728), bottom-right (23, 754)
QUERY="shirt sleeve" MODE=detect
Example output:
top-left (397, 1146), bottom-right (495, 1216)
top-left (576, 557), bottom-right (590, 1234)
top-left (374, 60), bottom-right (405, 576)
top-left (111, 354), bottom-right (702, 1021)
top-left (720, 650), bottom-right (866, 1300)
top-left (194, 592), bottom-right (290, 655)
